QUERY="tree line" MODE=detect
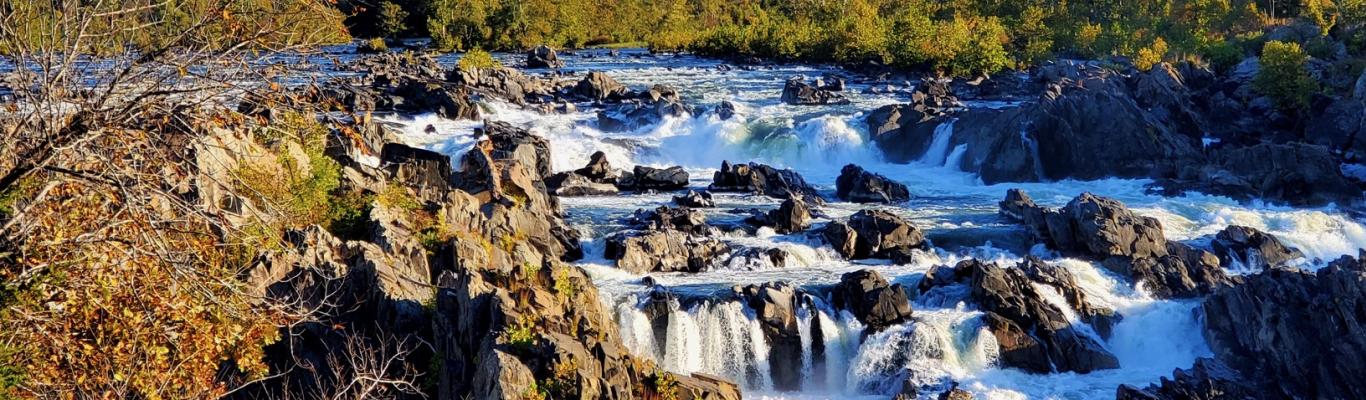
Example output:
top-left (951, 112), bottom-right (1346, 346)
top-left (343, 0), bottom-right (1366, 76)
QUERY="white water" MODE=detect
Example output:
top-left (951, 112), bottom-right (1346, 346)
top-left (390, 49), bottom-right (1366, 399)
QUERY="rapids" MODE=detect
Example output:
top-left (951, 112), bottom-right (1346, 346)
top-left (388, 49), bottom-right (1366, 399)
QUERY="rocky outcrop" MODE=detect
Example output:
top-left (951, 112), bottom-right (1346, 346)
top-left (526, 45), bottom-right (564, 69)
top-left (780, 76), bottom-right (850, 105)
top-left (479, 121), bottom-right (554, 179)
top-left (605, 230), bottom-right (731, 274)
top-left (1158, 142), bottom-right (1359, 207)
top-left (597, 93), bottom-right (692, 131)
top-left (631, 206), bottom-right (713, 236)
top-left (546, 151), bottom-right (619, 196)
top-left (618, 165), bottom-right (689, 191)
top-left (1198, 252), bottom-right (1366, 399)
top-left (832, 269), bottom-right (913, 332)
top-left (710, 161), bottom-right (822, 204)
top-left (966, 260), bottom-right (1118, 373)
top-left (1210, 225), bottom-right (1303, 270)
top-left (448, 65), bottom-right (559, 104)
top-left (673, 190), bottom-right (715, 208)
top-left (738, 283), bottom-right (803, 391)
top-left (999, 190), bottom-right (1234, 298)
top-left (1115, 358), bottom-right (1255, 400)
top-left (836, 164), bottom-right (910, 203)
top-left (1019, 258), bottom-right (1121, 338)
top-left (846, 210), bottom-right (928, 259)
top-left (575, 71), bottom-right (630, 102)
top-left (864, 104), bottom-right (940, 163)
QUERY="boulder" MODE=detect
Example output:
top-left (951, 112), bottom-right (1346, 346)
top-left (846, 210), bottom-right (927, 259)
top-left (1210, 225), bottom-right (1304, 270)
top-left (780, 76), bottom-right (850, 105)
top-left (747, 198), bottom-right (811, 234)
top-left (1199, 253), bottom-right (1366, 398)
top-left (673, 190), bottom-right (715, 208)
top-left (621, 165), bottom-right (689, 191)
top-left (714, 101), bottom-right (737, 120)
top-left (831, 269), bottom-right (913, 332)
top-left (1019, 257), bottom-right (1122, 338)
top-left (545, 172), bottom-right (617, 196)
top-left (480, 121), bottom-right (553, 179)
top-left (394, 82), bottom-right (480, 120)
top-left (525, 45), bottom-right (564, 69)
top-left (631, 206), bottom-right (712, 235)
top-left (575, 71), bottom-right (630, 102)
top-left (864, 104), bottom-right (940, 163)
top-left (836, 164), bottom-right (910, 203)
top-left (597, 97), bottom-right (691, 131)
top-left (604, 230), bottom-right (730, 274)
top-left (448, 65), bottom-right (557, 105)
top-left (822, 221), bottom-right (858, 259)
top-left (1165, 142), bottom-right (1359, 207)
top-left (574, 151), bottom-right (617, 182)
top-left (710, 161), bottom-right (822, 204)
top-left (738, 283), bottom-right (803, 391)
top-left (381, 142), bottom-right (452, 189)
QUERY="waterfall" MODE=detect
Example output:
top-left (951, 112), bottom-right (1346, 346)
top-left (919, 120), bottom-right (957, 166)
top-left (1019, 128), bottom-right (1045, 180)
top-left (944, 144), bottom-right (968, 170)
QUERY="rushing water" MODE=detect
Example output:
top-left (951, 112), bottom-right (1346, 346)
top-left (389, 49), bottom-right (1366, 399)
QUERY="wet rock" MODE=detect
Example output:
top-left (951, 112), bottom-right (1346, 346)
top-left (836, 164), bottom-right (910, 203)
top-left (832, 269), bottom-right (913, 332)
top-left (1019, 257), bottom-right (1122, 338)
top-left (822, 221), bottom-right (858, 259)
top-left (738, 282), bottom-right (803, 391)
top-left (1199, 253), bottom-right (1366, 398)
top-left (715, 100), bottom-right (737, 120)
top-left (864, 104), bottom-right (939, 163)
top-left (526, 45), bottom-right (564, 69)
top-left (394, 82), bottom-right (480, 120)
top-left (1161, 142), bottom-right (1359, 207)
top-left (596, 98), bottom-right (691, 131)
top-left (631, 206), bottom-right (711, 235)
top-left (938, 387), bottom-right (975, 400)
top-left (746, 198), bottom-right (811, 234)
top-left (1210, 225), bottom-right (1303, 270)
top-left (999, 190), bottom-right (1234, 298)
top-left (780, 76), bottom-right (850, 105)
top-left (968, 261), bottom-right (1119, 373)
top-left (710, 161), bottom-right (823, 204)
top-left (672, 190), bottom-right (715, 208)
top-left (575, 151), bottom-right (616, 182)
top-left (619, 165), bottom-right (689, 191)
top-left (574, 71), bottom-right (630, 102)
top-left (846, 210), bottom-right (928, 259)
top-left (448, 65), bottom-right (558, 105)
top-left (1115, 358), bottom-right (1255, 400)
top-left (604, 230), bottom-right (730, 274)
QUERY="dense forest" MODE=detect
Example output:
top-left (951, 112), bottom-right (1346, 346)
top-left (339, 0), bottom-right (1366, 75)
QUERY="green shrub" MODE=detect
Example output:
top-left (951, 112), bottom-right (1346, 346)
top-left (358, 37), bottom-right (389, 53)
top-left (377, 1), bottom-right (409, 37)
top-left (1201, 39), bottom-right (1244, 73)
top-left (1134, 37), bottom-right (1169, 71)
top-left (458, 48), bottom-right (502, 70)
top-left (1255, 40), bottom-right (1319, 111)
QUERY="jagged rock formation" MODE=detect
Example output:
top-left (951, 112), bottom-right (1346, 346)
top-left (920, 259), bottom-right (1120, 373)
top-left (673, 190), bottom-right (715, 208)
top-left (710, 160), bottom-right (823, 204)
top-left (836, 164), bottom-right (911, 203)
top-left (1210, 225), bottom-right (1304, 270)
top-left (999, 189), bottom-right (1234, 298)
top-left (780, 76), bottom-right (850, 105)
top-left (618, 165), bottom-right (689, 191)
top-left (744, 198), bottom-right (811, 234)
top-left (526, 45), bottom-right (564, 69)
top-left (823, 210), bottom-right (928, 260)
top-left (832, 269), bottom-right (913, 332)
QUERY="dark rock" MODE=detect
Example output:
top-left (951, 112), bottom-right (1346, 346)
top-left (748, 198), bottom-right (811, 234)
top-left (968, 261), bottom-right (1119, 373)
top-left (574, 151), bottom-right (617, 182)
top-left (836, 164), bottom-right (910, 203)
top-left (864, 104), bottom-right (940, 163)
top-left (832, 269), bottom-right (913, 332)
top-left (596, 98), bottom-right (691, 132)
top-left (624, 165), bottom-right (689, 191)
top-left (604, 230), bottom-right (730, 274)
top-left (1210, 225), bottom-right (1304, 270)
top-left (1163, 142), bottom-right (1359, 207)
top-left (846, 210), bottom-right (927, 259)
top-left (710, 161), bottom-right (822, 204)
top-left (780, 76), bottom-right (850, 105)
top-left (672, 190), bottom-right (715, 208)
top-left (545, 172), bottom-right (617, 196)
top-left (448, 66), bottom-right (557, 105)
top-left (822, 221), bottom-right (858, 259)
top-left (938, 387), bottom-right (975, 400)
top-left (1198, 253), bottom-right (1366, 399)
top-left (479, 121), bottom-right (553, 179)
top-left (1019, 257), bottom-right (1122, 338)
top-left (394, 82), bottom-right (480, 120)
top-left (715, 100), bottom-right (737, 120)
top-left (738, 283), bottom-right (803, 391)
top-left (1115, 358), bottom-right (1256, 400)
top-left (631, 206), bottom-right (712, 235)
top-left (526, 45), bottom-right (564, 69)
